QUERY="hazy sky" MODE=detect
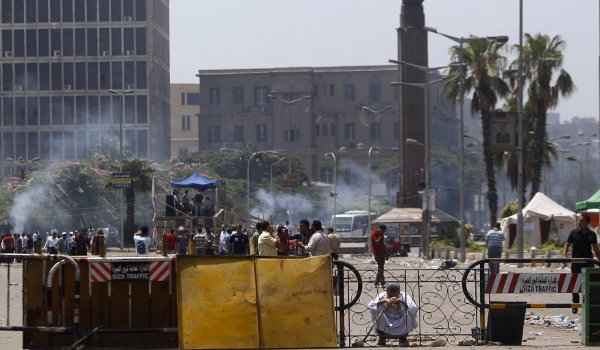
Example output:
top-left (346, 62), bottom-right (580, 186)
top-left (170, 0), bottom-right (599, 121)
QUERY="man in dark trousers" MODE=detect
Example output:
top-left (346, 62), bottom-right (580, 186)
top-left (371, 224), bottom-right (387, 286)
top-left (564, 215), bottom-right (600, 314)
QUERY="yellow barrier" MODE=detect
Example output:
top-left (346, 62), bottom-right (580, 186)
top-left (176, 256), bottom-right (336, 350)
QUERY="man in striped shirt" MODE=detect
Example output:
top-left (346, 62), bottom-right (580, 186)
top-left (486, 223), bottom-right (505, 274)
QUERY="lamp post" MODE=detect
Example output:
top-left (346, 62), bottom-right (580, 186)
top-left (517, 0), bottom-right (526, 264)
top-left (390, 59), bottom-right (459, 259)
top-left (270, 156), bottom-right (289, 195)
top-left (324, 152), bottom-right (337, 230)
top-left (420, 28), bottom-right (508, 262)
top-left (108, 88), bottom-right (134, 250)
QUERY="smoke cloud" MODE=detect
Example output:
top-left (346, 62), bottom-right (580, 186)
top-left (10, 183), bottom-right (52, 233)
top-left (251, 189), bottom-right (315, 224)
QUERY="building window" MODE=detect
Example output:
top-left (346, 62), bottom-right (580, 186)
top-left (285, 129), bottom-right (300, 143)
top-left (181, 114), bottom-right (191, 131)
top-left (315, 124), bottom-right (320, 137)
top-left (344, 84), bottom-right (355, 101)
top-left (232, 86), bottom-right (244, 105)
top-left (186, 92), bottom-right (200, 105)
top-left (233, 125), bottom-right (244, 143)
top-left (344, 123), bottom-right (355, 141)
top-left (209, 87), bottom-right (221, 105)
top-left (254, 86), bottom-right (269, 106)
top-left (369, 122), bottom-right (381, 141)
top-left (322, 124), bottom-right (329, 137)
top-left (328, 84), bottom-right (335, 97)
top-left (208, 126), bottom-right (221, 144)
top-left (320, 167), bottom-right (333, 183)
top-left (331, 123), bottom-right (337, 138)
top-left (369, 82), bottom-right (382, 103)
top-left (256, 124), bottom-right (267, 143)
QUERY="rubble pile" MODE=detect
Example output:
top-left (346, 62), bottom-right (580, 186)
top-left (526, 312), bottom-right (580, 331)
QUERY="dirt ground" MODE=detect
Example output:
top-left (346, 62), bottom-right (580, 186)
top-left (0, 251), bottom-right (592, 349)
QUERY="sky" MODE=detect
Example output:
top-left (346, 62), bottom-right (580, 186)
top-left (170, 0), bottom-right (599, 122)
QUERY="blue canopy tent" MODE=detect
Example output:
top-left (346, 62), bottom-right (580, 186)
top-left (170, 173), bottom-right (223, 190)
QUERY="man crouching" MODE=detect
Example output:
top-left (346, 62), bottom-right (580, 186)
top-left (367, 284), bottom-right (418, 347)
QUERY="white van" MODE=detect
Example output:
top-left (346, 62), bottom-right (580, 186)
top-left (331, 211), bottom-right (375, 239)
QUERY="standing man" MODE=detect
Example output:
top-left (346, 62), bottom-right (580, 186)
top-left (564, 216), bottom-right (600, 314)
top-left (327, 227), bottom-right (341, 260)
top-left (230, 225), bottom-right (249, 256)
top-left (175, 226), bottom-right (188, 256)
top-left (45, 231), bottom-right (59, 255)
top-left (298, 219), bottom-right (311, 245)
top-left (372, 224), bottom-right (387, 286)
top-left (249, 222), bottom-right (262, 256)
top-left (258, 222), bottom-right (278, 257)
top-left (134, 227), bottom-right (152, 256)
top-left (276, 225), bottom-right (290, 256)
top-left (486, 223), bottom-right (505, 274)
top-left (218, 227), bottom-right (232, 256)
top-left (304, 220), bottom-right (331, 257)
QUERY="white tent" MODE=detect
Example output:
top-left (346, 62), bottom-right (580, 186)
top-left (501, 192), bottom-right (576, 247)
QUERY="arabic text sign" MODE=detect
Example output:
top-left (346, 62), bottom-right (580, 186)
top-left (487, 273), bottom-right (581, 294)
top-left (111, 262), bottom-right (150, 281)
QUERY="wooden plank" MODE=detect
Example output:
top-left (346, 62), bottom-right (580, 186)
top-left (131, 281), bottom-right (150, 329)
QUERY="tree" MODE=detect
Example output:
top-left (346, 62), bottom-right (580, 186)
top-left (511, 34), bottom-right (574, 198)
top-left (117, 159), bottom-right (154, 245)
top-left (445, 38), bottom-right (510, 225)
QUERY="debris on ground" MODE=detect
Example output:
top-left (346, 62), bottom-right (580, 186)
top-left (429, 338), bottom-right (447, 347)
top-left (526, 312), bottom-right (579, 330)
top-left (457, 339), bottom-right (477, 346)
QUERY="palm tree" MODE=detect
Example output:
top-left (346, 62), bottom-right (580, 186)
top-left (511, 34), bottom-right (574, 198)
top-left (445, 38), bottom-right (510, 225)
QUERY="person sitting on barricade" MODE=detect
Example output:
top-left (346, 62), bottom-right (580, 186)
top-left (367, 283), bottom-right (418, 347)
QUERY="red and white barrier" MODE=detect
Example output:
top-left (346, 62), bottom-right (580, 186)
top-left (485, 273), bottom-right (581, 294)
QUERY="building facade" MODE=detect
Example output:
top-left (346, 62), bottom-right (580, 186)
top-left (0, 0), bottom-right (170, 173)
top-left (170, 83), bottom-right (200, 158)
top-left (197, 65), bottom-right (456, 203)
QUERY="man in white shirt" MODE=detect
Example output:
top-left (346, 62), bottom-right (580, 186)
top-left (367, 284), bottom-right (417, 347)
top-left (219, 227), bottom-right (231, 255)
top-left (44, 231), bottom-right (59, 254)
top-left (258, 222), bottom-right (278, 256)
top-left (134, 226), bottom-right (152, 256)
top-left (305, 220), bottom-right (331, 256)
top-left (486, 223), bottom-right (505, 274)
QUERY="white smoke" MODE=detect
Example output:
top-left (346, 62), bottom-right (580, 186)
top-left (10, 183), bottom-right (51, 233)
top-left (251, 189), bottom-right (315, 224)
top-left (334, 159), bottom-right (386, 213)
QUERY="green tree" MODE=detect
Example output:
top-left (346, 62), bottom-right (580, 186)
top-left (445, 38), bottom-right (510, 225)
top-left (511, 34), bottom-right (574, 198)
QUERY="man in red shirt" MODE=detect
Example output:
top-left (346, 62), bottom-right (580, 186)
top-left (371, 224), bottom-right (387, 286)
top-left (163, 229), bottom-right (177, 254)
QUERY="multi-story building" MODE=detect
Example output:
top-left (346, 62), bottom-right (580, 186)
top-left (197, 65), bottom-right (457, 206)
top-left (0, 0), bottom-right (170, 174)
top-left (170, 83), bottom-right (200, 158)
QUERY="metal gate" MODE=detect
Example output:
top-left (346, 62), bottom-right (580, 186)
top-left (334, 261), bottom-right (483, 347)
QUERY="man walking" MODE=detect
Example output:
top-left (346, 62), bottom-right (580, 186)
top-left (371, 224), bottom-right (387, 286)
top-left (305, 220), bottom-right (331, 256)
top-left (564, 216), bottom-right (600, 313)
top-left (486, 223), bottom-right (505, 274)
top-left (258, 222), bottom-right (278, 257)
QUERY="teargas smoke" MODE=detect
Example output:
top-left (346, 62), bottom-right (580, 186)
top-left (9, 183), bottom-right (51, 233)
top-left (251, 189), bottom-right (315, 223)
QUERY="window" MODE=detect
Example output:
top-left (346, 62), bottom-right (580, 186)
top-left (26, 63), bottom-right (37, 90)
top-left (135, 27), bottom-right (145, 54)
top-left (99, 0), bottom-right (109, 21)
top-left (2, 63), bottom-right (12, 91)
top-left (51, 96), bottom-right (63, 124)
top-left (111, 28), bottom-right (121, 55)
top-left (232, 87), bottom-right (244, 104)
top-left (15, 97), bottom-right (25, 126)
top-left (2, 30), bottom-right (12, 55)
top-left (256, 124), bottom-right (267, 142)
top-left (112, 95), bottom-right (122, 123)
top-left (75, 62), bottom-right (86, 90)
top-left (186, 92), bottom-right (200, 105)
top-left (26, 0), bottom-right (36, 23)
top-left (344, 84), bottom-right (355, 101)
top-left (87, 62), bottom-right (98, 89)
top-left (75, 28), bottom-right (86, 56)
top-left (136, 95), bottom-right (147, 123)
top-left (208, 126), bottom-right (221, 144)
top-left (320, 167), bottom-right (333, 184)
top-left (63, 0), bottom-right (73, 22)
top-left (328, 84), bottom-right (335, 97)
top-left (40, 97), bottom-right (50, 125)
top-left (88, 96), bottom-right (99, 123)
top-left (124, 61), bottom-right (134, 88)
top-left (111, 0), bottom-right (121, 21)
top-left (63, 28), bottom-right (74, 56)
top-left (64, 131), bottom-right (75, 159)
top-left (14, 63), bottom-right (24, 90)
top-left (331, 123), bottom-right (337, 138)
top-left (134, 0), bottom-right (145, 20)
top-left (14, 0), bottom-right (24, 22)
top-left (38, 0), bottom-right (49, 21)
top-left (40, 132), bottom-right (50, 160)
top-left (137, 129), bottom-right (147, 158)
top-left (111, 61), bottom-right (122, 89)
top-left (315, 124), bottom-right (320, 137)
top-left (233, 125), bottom-right (244, 143)
top-left (15, 30), bottom-right (24, 57)
top-left (29, 132), bottom-right (40, 160)
top-left (100, 95), bottom-right (111, 123)
top-left (322, 123), bottom-right (329, 137)
top-left (135, 61), bottom-right (146, 88)
top-left (27, 97), bottom-right (38, 125)
top-left (50, 0), bottom-right (60, 22)
top-left (87, 0), bottom-right (97, 21)
top-left (3, 133), bottom-right (13, 160)
top-left (124, 28), bottom-right (134, 54)
top-left (16, 132), bottom-right (26, 159)
top-left (76, 95), bottom-right (87, 124)
top-left (181, 115), bottom-right (191, 131)
top-left (369, 82), bottom-right (382, 103)
top-left (209, 88), bottom-right (220, 105)
top-left (51, 132), bottom-right (63, 160)
top-left (99, 62), bottom-right (110, 89)
top-left (2, 0), bottom-right (12, 23)
top-left (39, 29), bottom-right (49, 56)
top-left (39, 63), bottom-right (50, 90)
top-left (124, 95), bottom-right (134, 122)
top-left (123, 0), bottom-right (133, 18)
top-left (64, 96), bottom-right (74, 124)
top-left (75, 0), bottom-right (85, 21)
top-left (344, 123), bottom-right (355, 141)
top-left (99, 28), bottom-right (109, 55)
top-left (50, 29), bottom-right (60, 55)
top-left (2, 97), bottom-right (13, 126)
top-left (285, 129), bottom-right (300, 143)
top-left (254, 86), bottom-right (269, 106)
top-left (87, 28), bottom-right (98, 56)
top-left (369, 122), bottom-right (381, 141)
top-left (63, 62), bottom-right (74, 89)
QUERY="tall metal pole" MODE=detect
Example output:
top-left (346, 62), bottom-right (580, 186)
top-left (332, 154), bottom-right (338, 230)
top-left (517, 0), bottom-right (525, 263)
top-left (368, 147), bottom-right (374, 236)
top-left (247, 154), bottom-right (253, 214)
top-left (458, 40), bottom-right (466, 263)
top-left (120, 94), bottom-right (125, 250)
top-left (423, 82), bottom-right (431, 259)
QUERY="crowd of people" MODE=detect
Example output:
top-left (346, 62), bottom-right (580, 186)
top-left (157, 219), bottom-right (341, 258)
top-left (0, 228), bottom-right (111, 257)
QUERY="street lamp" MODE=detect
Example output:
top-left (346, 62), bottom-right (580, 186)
top-left (108, 88), bottom-right (134, 250)
top-left (324, 152), bottom-right (337, 230)
top-left (270, 156), bottom-right (289, 195)
top-left (366, 146), bottom-right (399, 238)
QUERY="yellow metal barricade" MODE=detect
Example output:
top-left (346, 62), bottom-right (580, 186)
top-left (177, 256), bottom-right (336, 350)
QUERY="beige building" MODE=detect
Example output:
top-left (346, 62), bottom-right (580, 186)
top-left (170, 84), bottom-right (200, 158)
